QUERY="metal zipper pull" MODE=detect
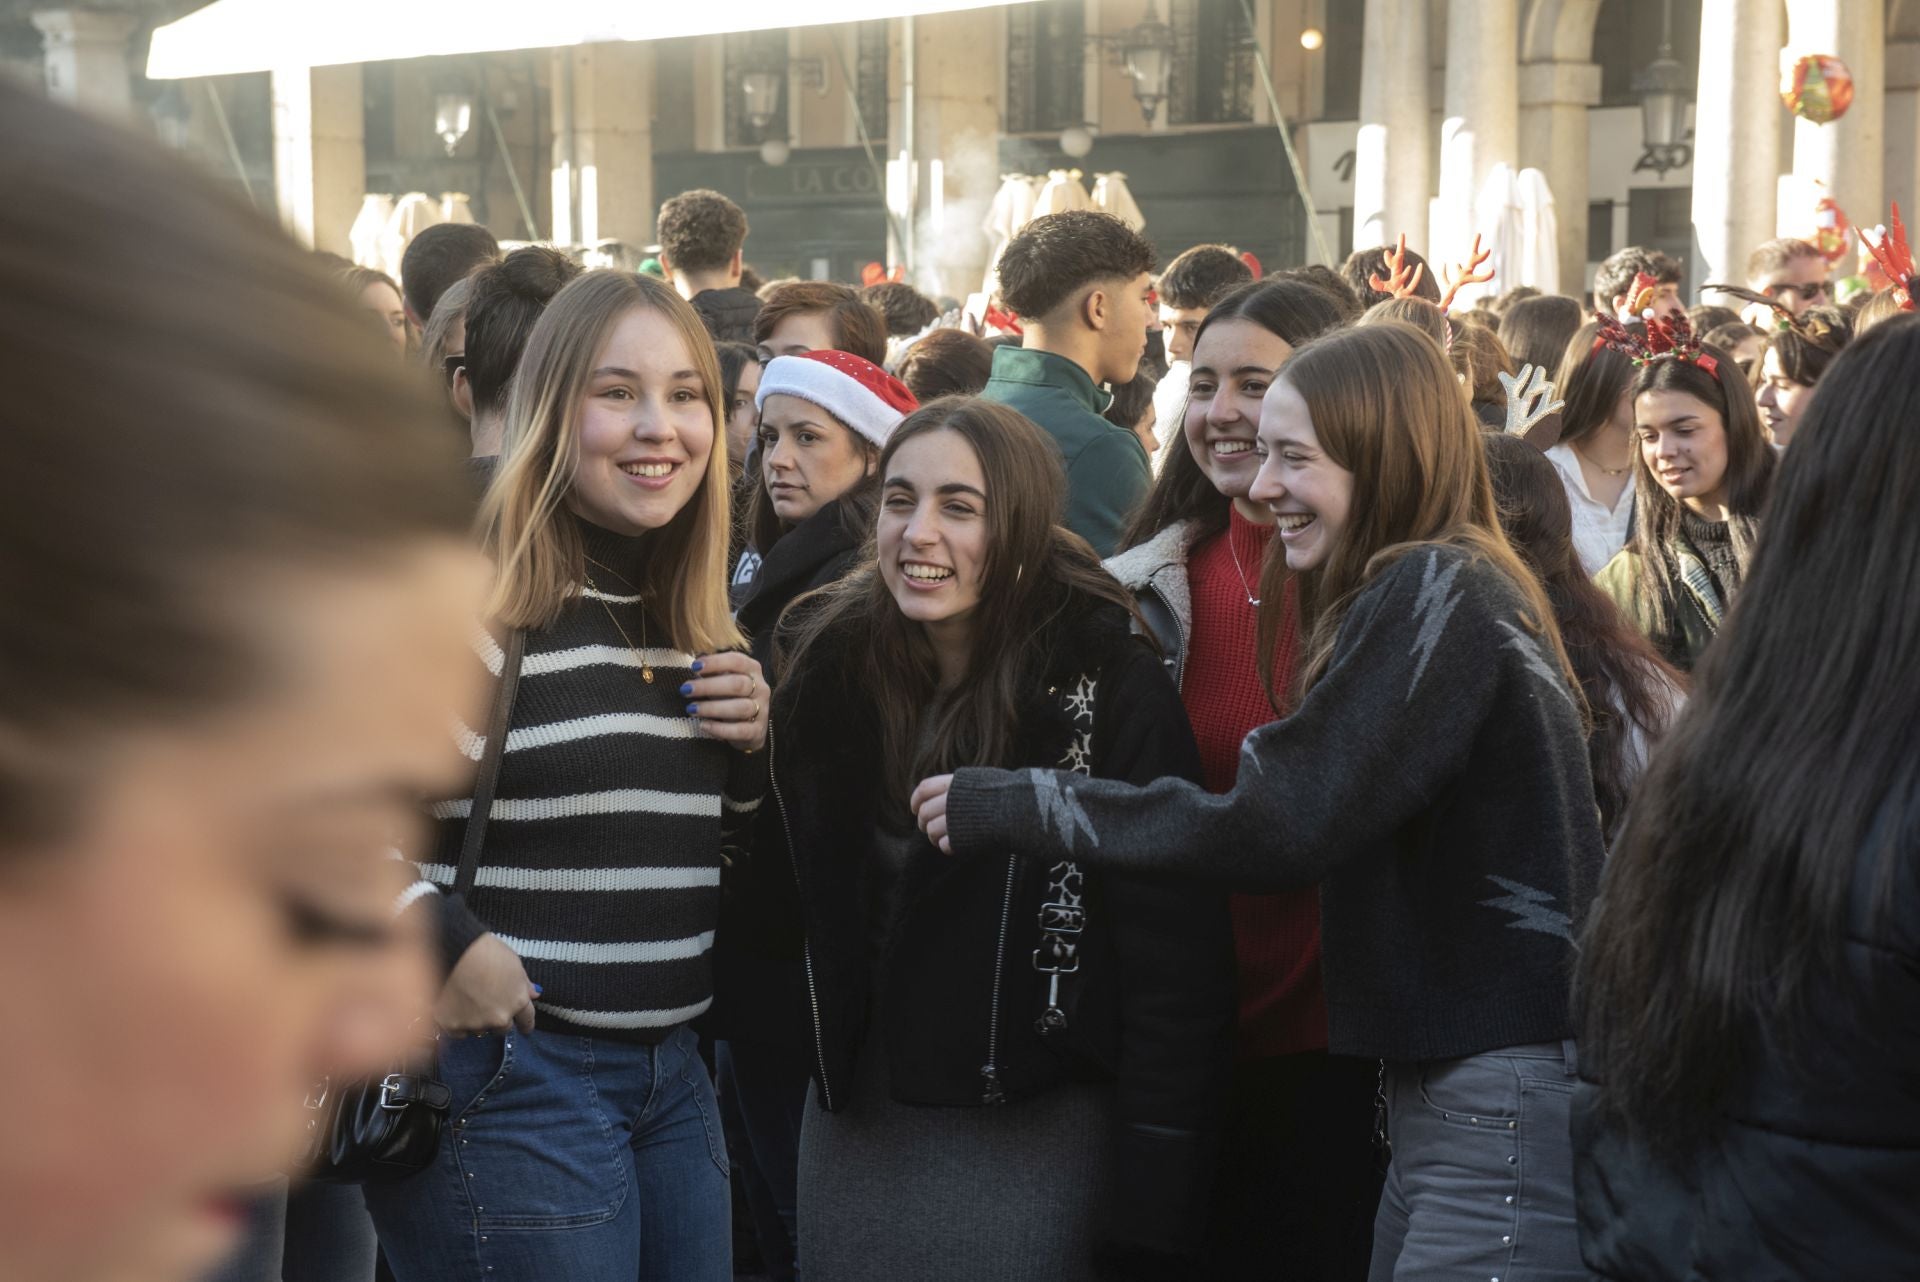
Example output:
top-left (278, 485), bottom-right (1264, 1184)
top-left (980, 1063), bottom-right (1005, 1105)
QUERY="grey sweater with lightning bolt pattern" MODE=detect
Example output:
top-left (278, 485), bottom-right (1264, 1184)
top-left (945, 544), bottom-right (1607, 1063)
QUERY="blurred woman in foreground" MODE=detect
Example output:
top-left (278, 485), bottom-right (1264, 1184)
top-left (0, 82), bottom-right (485, 1282)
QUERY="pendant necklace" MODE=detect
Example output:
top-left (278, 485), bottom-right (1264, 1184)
top-left (584, 559), bottom-right (653, 684)
top-left (1226, 525), bottom-right (1263, 607)
top-left (1575, 442), bottom-right (1631, 477)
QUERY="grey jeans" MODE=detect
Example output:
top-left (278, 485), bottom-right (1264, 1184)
top-left (1368, 1041), bottom-right (1584, 1282)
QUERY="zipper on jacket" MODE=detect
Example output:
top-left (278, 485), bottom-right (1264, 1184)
top-left (980, 853), bottom-right (1019, 1105)
top-left (767, 724), bottom-right (835, 1111)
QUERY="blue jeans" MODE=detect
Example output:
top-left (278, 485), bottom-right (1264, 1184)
top-left (364, 1025), bottom-right (731, 1282)
top-left (1369, 1042), bottom-right (1583, 1282)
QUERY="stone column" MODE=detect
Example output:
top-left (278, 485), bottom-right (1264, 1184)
top-left (895, 9), bottom-right (1001, 300)
top-left (1887, 40), bottom-right (1920, 215)
top-left (1782, 0), bottom-right (1884, 238)
top-left (565, 41), bottom-right (655, 249)
top-left (1690, 0), bottom-right (1782, 287)
top-left (1354, 0), bottom-right (1431, 252)
top-left (30, 8), bottom-right (137, 116)
top-left (1435, 0), bottom-right (1519, 263)
top-left (1519, 59), bottom-right (1600, 298)
top-left (271, 64), bottom-right (365, 255)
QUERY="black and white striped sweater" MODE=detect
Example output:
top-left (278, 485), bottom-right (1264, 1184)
top-left (421, 519), bottom-right (765, 1042)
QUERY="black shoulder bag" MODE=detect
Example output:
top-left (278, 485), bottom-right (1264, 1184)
top-left (305, 628), bottom-right (525, 1183)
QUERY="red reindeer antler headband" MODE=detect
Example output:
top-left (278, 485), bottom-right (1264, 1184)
top-left (1862, 202), bottom-right (1917, 311)
top-left (1593, 308), bottom-right (1720, 381)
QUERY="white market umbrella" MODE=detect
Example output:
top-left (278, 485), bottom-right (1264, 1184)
top-left (348, 193), bottom-right (394, 271)
top-left (1091, 172), bottom-right (1145, 232)
top-left (380, 192), bottom-right (444, 283)
top-left (1032, 169), bottom-right (1094, 218)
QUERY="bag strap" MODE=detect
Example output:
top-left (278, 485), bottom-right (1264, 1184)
top-left (454, 628), bottom-right (525, 901)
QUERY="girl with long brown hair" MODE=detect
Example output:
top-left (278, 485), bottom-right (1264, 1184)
top-left (1111, 278), bottom-right (1378, 1278)
top-left (914, 323), bottom-right (1607, 1279)
top-left (364, 270), bottom-right (768, 1282)
top-left (1575, 314), bottom-right (1920, 1279)
top-left (766, 397), bottom-right (1235, 1281)
top-left (1593, 336), bottom-right (1776, 670)
top-left (1545, 321), bottom-right (1641, 574)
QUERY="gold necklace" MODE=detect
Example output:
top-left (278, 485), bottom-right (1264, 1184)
top-left (1225, 522), bottom-right (1262, 607)
top-left (1574, 441), bottom-right (1632, 477)
top-left (583, 567), bottom-right (654, 684)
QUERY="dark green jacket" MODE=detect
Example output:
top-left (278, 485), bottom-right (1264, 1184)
top-left (981, 346), bottom-right (1150, 557)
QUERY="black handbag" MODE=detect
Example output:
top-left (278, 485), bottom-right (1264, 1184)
top-left (303, 628), bottom-right (525, 1184)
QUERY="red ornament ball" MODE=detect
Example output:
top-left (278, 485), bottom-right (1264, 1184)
top-left (1782, 54), bottom-right (1855, 124)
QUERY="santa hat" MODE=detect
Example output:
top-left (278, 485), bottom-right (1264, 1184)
top-left (756, 350), bottom-right (918, 449)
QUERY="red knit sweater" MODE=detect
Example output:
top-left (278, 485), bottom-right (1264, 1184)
top-left (1181, 508), bottom-right (1328, 1061)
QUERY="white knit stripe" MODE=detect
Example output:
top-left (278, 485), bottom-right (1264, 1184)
top-left (522, 644), bottom-right (692, 677)
top-left (392, 880), bottom-right (439, 914)
top-left (510, 712), bottom-right (698, 750)
top-left (581, 586), bottom-right (644, 604)
top-left (471, 625), bottom-right (506, 677)
top-left (418, 863), bottom-right (722, 893)
top-left (537, 997), bottom-right (713, 1029)
top-left (722, 794), bottom-right (764, 814)
top-left (451, 715), bottom-right (486, 762)
top-left (428, 789), bottom-right (722, 822)
top-left (495, 930), bottom-right (716, 964)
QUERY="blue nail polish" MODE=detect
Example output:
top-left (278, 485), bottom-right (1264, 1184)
top-left (532, 983), bottom-right (544, 997)
top-left (686, 703), bottom-right (699, 715)
top-left (679, 682), bottom-right (694, 696)
top-left (690, 659), bottom-right (705, 673)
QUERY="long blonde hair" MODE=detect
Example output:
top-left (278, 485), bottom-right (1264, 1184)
top-left (480, 270), bottom-right (744, 651)
top-left (1257, 321), bottom-right (1580, 711)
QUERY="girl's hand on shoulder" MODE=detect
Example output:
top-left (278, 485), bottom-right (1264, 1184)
top-left (910, 775), bottom-right (955, 854)
top-left (684, 650), bottom-right (769, 753)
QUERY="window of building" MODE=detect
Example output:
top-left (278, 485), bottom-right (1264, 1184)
top-left (724, 28), bottom-right (789, 147)
top-left (1320, 2), bottom-right (1365, 120)
top-left (1588, 200), bottom-right (1616, 265)
top-left (1006, 0), bottom-right (1085, 135)
top-left (1167, 0), bottom-right (1254, 125)
top-left (855, 20), bottom-right (889, 143)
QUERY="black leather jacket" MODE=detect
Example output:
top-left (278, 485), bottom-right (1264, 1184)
top-left (757, 592), bottom-right (1235, 1268)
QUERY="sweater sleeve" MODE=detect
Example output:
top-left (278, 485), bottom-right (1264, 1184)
top-left (1085, 645), bottom-right (1236, 1272)
top-left (722, 742), bottom-right (770, 849)
top-left (1064, 431), bottom-right (1151, 558)
top-left (946, 549), bottom-right (1556, 890)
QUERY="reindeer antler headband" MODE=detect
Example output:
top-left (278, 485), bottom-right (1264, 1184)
top-left (1861, 201), bottom-right (1917, 311)
top-left (1438, 235), bottom-right (1495, 313)
top-left (1593, 306), bottom-right (1720, 381)
top-left (1369, 234), bottom-right (1425, 298)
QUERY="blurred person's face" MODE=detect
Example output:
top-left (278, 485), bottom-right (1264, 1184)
top-left (568, 307), bottom-right (716, 536)
top-left (1729, 332), bottom-right (1765, 367)
top-left (1611, 279), bottom-right (1684, 321)
top-left (1751, 256), bottom-right (1830, 319)
top-left (1185, 318), bottom-right (1292, 513)
top-left (0, 540), bottom-right (486, 1282)
top-left (758, 310), bottom-right (836, 363)
top-left (1637, 388), bottom-right (1731, 515)
top-left (1755, 347), bottom-right (1814, 447)
top-left (758, 394), bottom-right (873, 526)
top-left (1160, 303), bottom-right (1209, 363)
top-left (726, 360), bottom-right (761, 467)
top-left (1131, 403), bottom-right (1158, 456)
top-left (360, 281), bottom-right (409, 353)
top-left (1096, 272), bottom-right (1155, 386)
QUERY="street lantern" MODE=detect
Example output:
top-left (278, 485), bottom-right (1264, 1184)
top-left (1633, 0), bottom-right (1691, 177)
top-left (434, 91), bottom-right (473, 156)
top-left (1117, 1), bottom-right (1174, 125)
top-left (741, 69), bottom-right (783, 131)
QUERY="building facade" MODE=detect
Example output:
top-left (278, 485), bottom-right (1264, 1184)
top-left (8, 0), bottom-right (1916, 304)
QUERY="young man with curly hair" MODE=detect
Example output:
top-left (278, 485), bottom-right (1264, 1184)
top-left (981, 210), bottom-right (1157, 556)
top-left (1591, 246), bottom-right (1685, 320)
top-left (657, 188), bottom-right (761, 343)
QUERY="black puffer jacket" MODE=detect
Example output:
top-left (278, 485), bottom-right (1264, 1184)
top-left (762, 591), bottom-right (1235, 1269)
top-left (1574, 804), bottom-right (1920, 1279)
top-left (692, 285), bottom-right (764, 345)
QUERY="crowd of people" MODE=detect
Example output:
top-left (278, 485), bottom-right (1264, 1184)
top-left (3, 76), bottom-right (1917, 1282)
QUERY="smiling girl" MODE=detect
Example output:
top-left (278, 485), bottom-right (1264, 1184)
top-left (767, 397), bottom-right (1235, 1281)
top-left (1109, 279), bottom-right (1376, 1277)
top-left (1594, 337), bottom-right (1776, 670)
top-left (913, 323), bottom-right (1608, 1280)
top-left (363, 270), bottom-right (768, 1282)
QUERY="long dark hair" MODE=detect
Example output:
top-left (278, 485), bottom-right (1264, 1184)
top-left (1578, 314), bottom-right (1920, 1153)
top-left (1552, 320), bottom-right (1638, 448)
top-left (778, 396), bottom-right (1139, 801)
top-left (1766, 304), bottom-right (1852, 387)
top-left (748, 415), bottom-right (882, 557)
top-left (1484, 434), bottom-right (1683, 831)
top-left (1122, 278), bottom-right (1346, 548)
top-left (1620, 348), bottom-right (1776, 642)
